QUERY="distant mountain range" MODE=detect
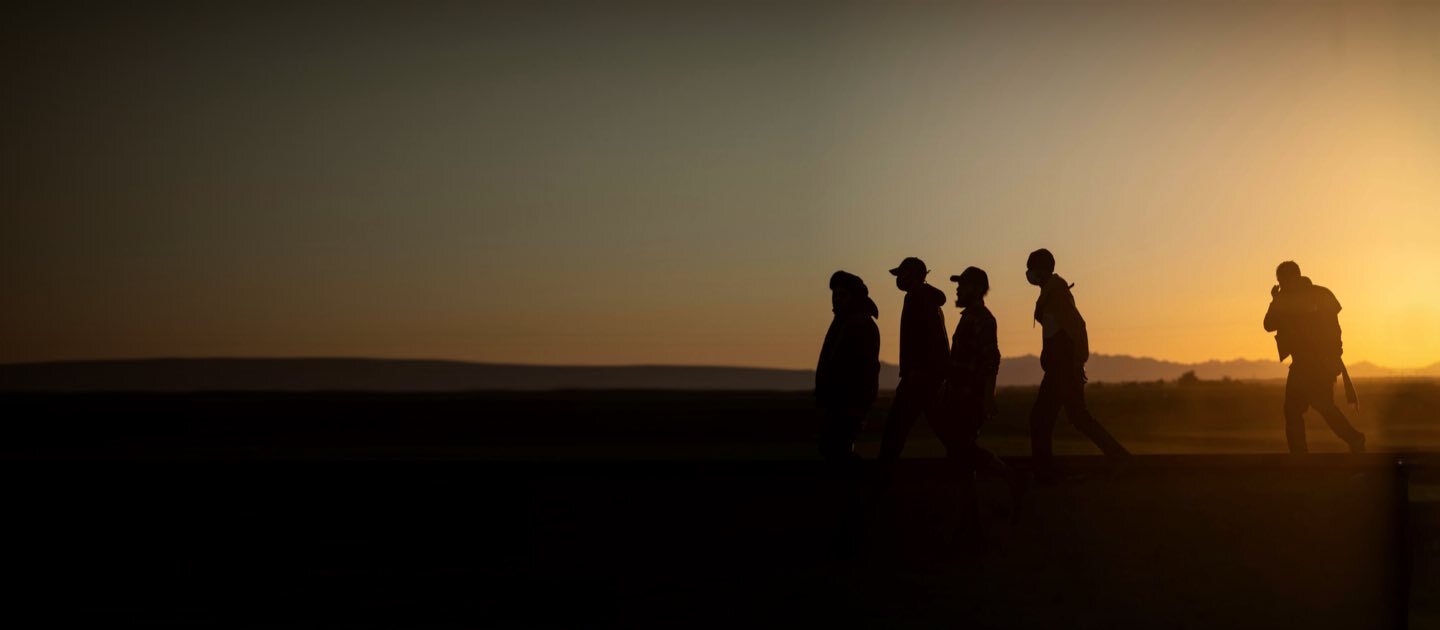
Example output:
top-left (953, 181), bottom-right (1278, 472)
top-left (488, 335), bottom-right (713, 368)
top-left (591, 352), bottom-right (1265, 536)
top-left (2, 356), bottom-right (1437, 392)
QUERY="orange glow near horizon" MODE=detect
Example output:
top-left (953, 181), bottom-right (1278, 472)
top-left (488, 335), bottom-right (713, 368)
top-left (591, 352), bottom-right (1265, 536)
top-left (2, 2), bottom-right (1438, 370)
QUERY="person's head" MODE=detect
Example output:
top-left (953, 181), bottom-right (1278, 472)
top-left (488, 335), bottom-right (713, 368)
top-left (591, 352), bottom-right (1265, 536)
top-left (950, 267), bottom-right (989, 307)
top-left (1025, 248), bottom-right (1055, 286)
top-left (829, 270), bottom-right (867, 310)
top-left (1275, 260), bottom-right (1302, 291)
top-left (889, 257), bottom-right (929, 292)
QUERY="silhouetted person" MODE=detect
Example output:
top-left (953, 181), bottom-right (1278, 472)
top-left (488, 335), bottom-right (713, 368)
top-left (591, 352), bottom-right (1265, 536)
top-left (946, 268), bottom-right (1018, 480)
top-left (816, 271), bottom-right (882, 462)
top-left (1263, 261), bottom-right (1365, 454)
top-left (1025, 249), bottom-right (1130, 481)
top-left (879, 257), bottom-right (956, 466)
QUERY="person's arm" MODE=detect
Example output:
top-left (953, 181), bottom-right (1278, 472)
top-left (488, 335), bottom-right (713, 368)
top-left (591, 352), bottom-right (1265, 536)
top-left (838, 319), bottom-right (881, 412)
top-left (1264, 285), bottom-right (1282, 332)
top-left (947, 351), bottom-right (967, 391)
top-left (1320, 288), bottom-right (1342, 315)
top-left (815, 324), bottom-right (834, 406)
top-left (814, 359), bottom-right (825, 406)
top-left (862, 322), bottom-right (880, 409)
top-left (948, 322), bottom-right (971, 388)
top-left (981, 316), bottom-right (1001, 415)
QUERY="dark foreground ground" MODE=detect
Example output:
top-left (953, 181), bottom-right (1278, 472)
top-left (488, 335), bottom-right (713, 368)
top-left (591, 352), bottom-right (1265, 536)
top-left (3, 389), bottom-right (1438, 628)
top-left (5, 457), bottom-right (1427, 628)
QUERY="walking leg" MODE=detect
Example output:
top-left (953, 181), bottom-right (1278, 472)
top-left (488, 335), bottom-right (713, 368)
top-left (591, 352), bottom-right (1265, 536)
top-left (1306, 376), bottom-right (1365, 451)
top-left (1029, 375), bottom-right (1062, 481)
top-left (1061, 374), bottom-right (1130, 459)
top-left (880, 378), bottom-right (924, 465)
top-left (1283, 369), bottom-right (1310, 454)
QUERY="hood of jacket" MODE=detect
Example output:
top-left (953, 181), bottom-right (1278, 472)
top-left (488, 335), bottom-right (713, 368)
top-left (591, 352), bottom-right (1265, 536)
top-left (898, 283), bottom-right (950, 378)
top-left (836, 295), bottom-right (880, 320)
top-left (907, 283), bottom-right (947, 310)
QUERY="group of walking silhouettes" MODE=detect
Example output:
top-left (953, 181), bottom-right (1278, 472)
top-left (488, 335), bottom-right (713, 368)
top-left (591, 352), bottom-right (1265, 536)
top-left (816, 250), bottom-right (1366, 487)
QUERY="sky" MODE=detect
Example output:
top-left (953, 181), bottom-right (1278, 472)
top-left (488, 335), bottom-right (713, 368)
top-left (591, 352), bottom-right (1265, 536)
top-left (3, 1), bottom-right (1439, 370)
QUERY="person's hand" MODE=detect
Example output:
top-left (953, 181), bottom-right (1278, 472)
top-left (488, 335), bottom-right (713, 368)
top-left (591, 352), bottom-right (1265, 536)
top-left (1271, 284), bottom-right (1281, 299)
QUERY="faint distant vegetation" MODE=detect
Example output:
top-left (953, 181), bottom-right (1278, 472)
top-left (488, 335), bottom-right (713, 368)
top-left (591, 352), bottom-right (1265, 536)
top-left (973, 377), bottom-right (1440, 454)
top-left (1171, 370), bottom-right (1238, 387)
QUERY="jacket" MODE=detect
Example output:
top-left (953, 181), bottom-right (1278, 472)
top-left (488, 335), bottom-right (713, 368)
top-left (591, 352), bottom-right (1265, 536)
top-left (950, 302), bottom-right (996, 391)
top-left (949, 302), bottom-right (1001, 402)
top-left (815, 297), bottom-right (881, 410)
top-left (1263, 276), bottom-right (1343, 368)
top-left (1034, 274), bottom-right (1089, 372)
top-left (899, 283), bottom-right (950, 379)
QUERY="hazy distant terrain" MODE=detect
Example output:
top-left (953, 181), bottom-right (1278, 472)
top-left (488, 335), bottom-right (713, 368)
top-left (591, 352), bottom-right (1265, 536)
top-left (2, 356), bottom-right (1437, 392)
top-left (0, 359), bottom-right (819, 392)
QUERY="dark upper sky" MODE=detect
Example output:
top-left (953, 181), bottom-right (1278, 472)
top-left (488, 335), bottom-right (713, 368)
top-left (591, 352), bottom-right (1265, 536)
top-left (4, 2), bottom-right (1439, 368)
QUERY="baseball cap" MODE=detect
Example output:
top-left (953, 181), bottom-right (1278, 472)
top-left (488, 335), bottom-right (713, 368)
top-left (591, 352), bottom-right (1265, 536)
top-left (889, 257), bottom-right (928, 277)
top-left (949, 266), bottom-right (990, 292)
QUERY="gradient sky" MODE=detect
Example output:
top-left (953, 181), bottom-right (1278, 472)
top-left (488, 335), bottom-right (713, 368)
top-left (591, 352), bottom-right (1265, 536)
top-left (4, 1), bottom-right (1439, 369)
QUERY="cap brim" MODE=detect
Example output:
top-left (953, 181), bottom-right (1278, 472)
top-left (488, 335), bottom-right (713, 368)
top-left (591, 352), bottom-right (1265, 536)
top-left (949, 275), bottom-right (963, 283)
top-left (889, 267), bottom-right (903, 276)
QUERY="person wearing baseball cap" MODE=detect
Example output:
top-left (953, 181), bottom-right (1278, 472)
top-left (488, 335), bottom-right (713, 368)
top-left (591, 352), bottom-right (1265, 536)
top-left (879, 256), bottom-right (959, 469)
top-left (945, 267), bottom-right (1023, 514)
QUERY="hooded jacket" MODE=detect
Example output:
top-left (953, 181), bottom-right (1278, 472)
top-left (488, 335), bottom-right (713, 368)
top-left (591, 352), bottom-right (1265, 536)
top-left (815, 296), bottom-right (881, 410)
top-left (1034, 274), bottom-right (1089, 372)
top-left (1263, 276), bottom-right (1343, 369)
top-left (899, 283), bottom-right (950, 379)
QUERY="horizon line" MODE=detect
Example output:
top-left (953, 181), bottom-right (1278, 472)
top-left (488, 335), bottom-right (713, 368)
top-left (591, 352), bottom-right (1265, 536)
top-left (4, 354), bottom-right (1438, 372)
